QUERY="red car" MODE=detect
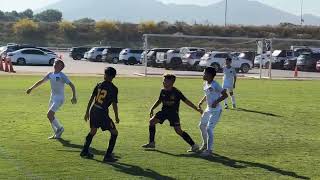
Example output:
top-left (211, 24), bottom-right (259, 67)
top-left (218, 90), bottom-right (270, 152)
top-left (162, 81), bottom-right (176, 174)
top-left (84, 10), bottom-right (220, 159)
top-left (316, 60), bottom-right (320, 72)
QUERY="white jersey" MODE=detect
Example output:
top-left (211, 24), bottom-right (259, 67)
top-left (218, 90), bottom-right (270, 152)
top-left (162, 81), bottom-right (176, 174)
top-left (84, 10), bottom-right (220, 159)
top-left (223, 66), bottom-right (236, 89)
top-left (204, 80), bottom-right (224, 111)
top-left (44, 72), bottom-right (71, 98)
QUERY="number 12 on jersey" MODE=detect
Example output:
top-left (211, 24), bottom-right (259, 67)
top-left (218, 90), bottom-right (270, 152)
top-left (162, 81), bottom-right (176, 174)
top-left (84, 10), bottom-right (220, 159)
top-left (96, 89), bottom-right (107, 104)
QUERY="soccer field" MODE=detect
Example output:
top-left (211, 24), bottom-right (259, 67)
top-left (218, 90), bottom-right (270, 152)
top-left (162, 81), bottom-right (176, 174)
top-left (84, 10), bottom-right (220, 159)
top-left (0, 75), bottom-right (319, 179)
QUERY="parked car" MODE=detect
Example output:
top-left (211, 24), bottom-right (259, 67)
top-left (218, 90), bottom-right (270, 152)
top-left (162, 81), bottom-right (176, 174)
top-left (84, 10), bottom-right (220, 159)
top-left (254, 53), bottom-right (272, 68)
top-left (119, 48), bottom-right (144, 65)
top-left (7, 48), bottom-right (57, 65)
top-left (199, 51), bottom-right (252, 73)
top-left (284, 48), bottom-right (313, 70)
top-left (271, 50), bottom-right (294, 69)
top-left (157, 47), bottom-right (205, 69)
top-left (86, 47), bottom-right (107, 62)
top-left (316, 60), bottom-right (320, 72)
top-left (182, 50), bottom-right (206, 70)
top-left (69, 47), bottom-right (91, 60)
top-left (296, 53), bottom-right (320, 71)
top-left (238, 51), bottom-right (256, 63)
top-left (146, 48), bottom-right (172, 67)
top-left (101, 47), bottom-right (123, 64)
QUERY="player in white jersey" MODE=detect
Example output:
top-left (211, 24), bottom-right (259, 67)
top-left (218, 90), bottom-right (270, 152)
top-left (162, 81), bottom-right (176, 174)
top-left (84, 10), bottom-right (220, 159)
top-left (198, 67), bottom-right (228, 156)
top-left (222, 58), bottom-right (237, 109)
top-left (26, 59), bottom-right (77, 139)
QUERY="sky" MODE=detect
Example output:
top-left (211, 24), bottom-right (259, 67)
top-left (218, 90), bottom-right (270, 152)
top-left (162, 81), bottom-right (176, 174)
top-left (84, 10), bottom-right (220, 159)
top-left (0, 0), bottom-right (319, 16)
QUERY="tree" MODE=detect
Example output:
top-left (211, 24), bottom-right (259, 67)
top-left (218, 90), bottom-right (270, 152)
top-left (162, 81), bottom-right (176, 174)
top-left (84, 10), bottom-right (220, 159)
top-left (13, 19), bottom-right (39, 41)
top-left (95, 20), bottom-right (119, 41)
top-left (19, 9), bottom-right (33, 19)
top-left (74, 18), bottom-right (95, 24)
top-left (59, 20), bottom-right (76, 39)
top-left (34, 9), bottom-right (62, 22)
top-left (0, 10), bottom-right (5, 20)
top-left (4, 11), bottom-right (20, 21)
top-left (138, 21), bottom-right (157, 34)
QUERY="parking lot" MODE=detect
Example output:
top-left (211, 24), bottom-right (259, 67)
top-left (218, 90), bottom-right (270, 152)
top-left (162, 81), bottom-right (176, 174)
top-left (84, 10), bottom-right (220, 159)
top-left (7, 52), bottom-right (320, 79)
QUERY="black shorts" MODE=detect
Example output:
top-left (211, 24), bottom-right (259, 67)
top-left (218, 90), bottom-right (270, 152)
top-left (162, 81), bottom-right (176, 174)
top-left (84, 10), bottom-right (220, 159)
top-left (90, 107), bottom-right (116, 131)
top-left (155, 110), bottom-right (180, 127)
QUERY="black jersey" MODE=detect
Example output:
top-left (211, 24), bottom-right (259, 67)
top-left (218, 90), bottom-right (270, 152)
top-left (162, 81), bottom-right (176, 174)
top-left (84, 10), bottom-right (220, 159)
top-left (158, 87), bottom-right (187, 113)
top-left (91, 81), bottom-right (118, 111)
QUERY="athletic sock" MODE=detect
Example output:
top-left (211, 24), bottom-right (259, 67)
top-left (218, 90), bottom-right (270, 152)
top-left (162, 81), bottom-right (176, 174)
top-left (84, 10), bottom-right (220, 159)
top-left (181, 132), bottom-right (195, 146)
top-left (231, 95), bottom-right (236, 105)
top-left (52, 118), bottom-right (62, 129)
top-left (83, 133), bottom-right (94, 152)
top-left (50, 123), bottom-right (57, 133)
top-left (149, 126), bottom-right (156, 143)
top-left (199, 124), bottom-right (208, 146)
top-left (106, 134), bottom-right (118, 156)
top-left (224, 99), bottom-right (228, 106)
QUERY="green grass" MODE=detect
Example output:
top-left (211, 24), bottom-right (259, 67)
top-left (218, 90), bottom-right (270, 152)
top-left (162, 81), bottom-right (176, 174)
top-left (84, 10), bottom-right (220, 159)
top-left (0, 75), bottom-right (319, 179)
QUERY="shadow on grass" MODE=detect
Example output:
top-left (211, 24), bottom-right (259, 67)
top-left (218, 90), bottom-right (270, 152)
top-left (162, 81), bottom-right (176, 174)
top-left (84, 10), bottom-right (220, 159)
top-left (150, 150), bottom-right (309, 180)
top-left (94, 160), bottom-right (176, 180)
top-left (57, 138), bottom-right (106, 156)
top-left (232, 108), bottom-right (283, 118)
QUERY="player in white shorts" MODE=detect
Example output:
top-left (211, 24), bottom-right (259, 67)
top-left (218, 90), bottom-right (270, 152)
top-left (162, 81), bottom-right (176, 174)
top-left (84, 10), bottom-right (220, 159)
top-left (26, 59), bottom-right (77, 139)
top-left (198, 67), bottom-right (228, 156)
top-left (223, 58), bottom-right (237, 109)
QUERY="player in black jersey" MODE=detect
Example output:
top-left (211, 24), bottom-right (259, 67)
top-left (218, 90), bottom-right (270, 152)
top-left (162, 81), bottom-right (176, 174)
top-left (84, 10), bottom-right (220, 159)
top-left (80, 67), bottom-right (120, 162)
top-left (142, 74), bottom-right (203, 152)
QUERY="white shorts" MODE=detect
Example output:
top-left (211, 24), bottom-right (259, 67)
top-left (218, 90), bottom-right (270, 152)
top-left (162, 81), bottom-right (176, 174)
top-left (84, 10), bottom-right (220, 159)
top-left (200, 109), bottom-right (222, 129)
top-left (49, 97), bottom-right (64, 112)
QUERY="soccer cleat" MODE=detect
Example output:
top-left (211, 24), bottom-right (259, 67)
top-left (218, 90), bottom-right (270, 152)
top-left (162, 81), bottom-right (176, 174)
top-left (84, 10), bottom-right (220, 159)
top-left (200, 150), bottom-right (212, 157)
top-left (55, 127), bottom-right (64, 139)
top-left (48, 134), bottom-right (57, 139)
top-left (80, 150), bottom-right (94, 159)
top-left (103, 154), bottom-right (118, 163)
top-left (199, 144), bottom-right (207, 152)
top-left (232, 104), bottom-right (237, 109)
top-left (188, 144), bottom-right (199, 153)
top-left (141, 142), bottom-right (155, 149)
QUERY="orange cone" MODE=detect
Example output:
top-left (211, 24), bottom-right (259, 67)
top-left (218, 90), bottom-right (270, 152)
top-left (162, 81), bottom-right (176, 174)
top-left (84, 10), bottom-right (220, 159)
top-left (4, 59), bottom-right (9, 72)
top-left (294, 66), bottom-right (298, 78)
top-left (0, 59), bottom-right (4, 71)
top-left (8, 59), bottom-right (16, 73)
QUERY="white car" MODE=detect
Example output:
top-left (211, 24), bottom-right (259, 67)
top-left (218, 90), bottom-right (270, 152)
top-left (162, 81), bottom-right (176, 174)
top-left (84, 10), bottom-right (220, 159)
top-left (86, 47), bottom-right (107, 62)
top-left (182, 50), bottom-right (206, 70)
top-left (254, 53), bottom-right (272, 68)
top-left (7, 48), bottom-right (57, 65)
top-left (199, 51), bottom-right (252, 73)
top-left (119, 48), bottom-right (144, 65)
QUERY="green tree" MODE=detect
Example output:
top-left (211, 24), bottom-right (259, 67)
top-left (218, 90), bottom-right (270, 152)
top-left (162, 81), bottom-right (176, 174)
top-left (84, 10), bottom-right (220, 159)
top-left (13, 19), bottom-right (39, 41)
top-left (34, 9), bottom-right (62, 22)
top-left (138, 21), bottom-right (157, 33)
top-left (95, 20), bottom-right (119, 41)
top-left (59, 20), bottom-right (76, 40)
top-left (19, 9), bottom-right (33, 19)
top-left (74, 18), bottom-right (95, 24)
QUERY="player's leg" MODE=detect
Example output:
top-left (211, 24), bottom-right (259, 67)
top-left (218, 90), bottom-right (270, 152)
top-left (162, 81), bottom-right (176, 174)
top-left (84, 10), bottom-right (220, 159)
top-left (48, 99), bottom-right (64, 139)
top-left (142, 111), bottom-right (165, 148)
top-left (142, 117), bottom-right (160, 148)
top-left (229, 91), bottom-right (236, 108)
top-left (173, 126), bottom-right (199, 152)
top-left (199, 111), bottom-right (210, 151)
top-left (201, 110), bottom-right (222, 157)
top-left (103, 127), bottom-right (118, 163)
top-left (224, 89), bottom-right (229, 109)
top-left (80, 128), bottom-right (97, 159)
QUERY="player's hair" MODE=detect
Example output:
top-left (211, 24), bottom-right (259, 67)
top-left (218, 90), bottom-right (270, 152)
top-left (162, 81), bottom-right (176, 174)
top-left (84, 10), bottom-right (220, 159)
top-left (105, 67), bottom-right (117, 78)
top-left (205, 67), bottom-right (216, 77)
top-left (226, 57), bottom-right (232, 62)
top-left (55, 59), bottom-right (65, 69)
top-left (163, 74), bottom-right (176, 82)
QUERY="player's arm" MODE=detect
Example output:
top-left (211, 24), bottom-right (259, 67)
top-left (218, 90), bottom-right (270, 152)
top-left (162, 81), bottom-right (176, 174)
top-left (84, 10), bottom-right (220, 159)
top-left (233, 75), bottom-right (237, 89)
top-left (26, 74), bottom-right (48, 94)
top-left (150, 99), bottom-right (161, 118)
top-left (112, 102), bottom-right (119, 124)
top-left (212, 89), bottom-right (228, 108)
top-left (68, 82), bottom-right (77, 104)
top-left (183, 98), bottom-right (203, 114)
top-left (84, 95), bottom-right (95, 122)
top-left (198, 95), bottom-right (206, 109)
